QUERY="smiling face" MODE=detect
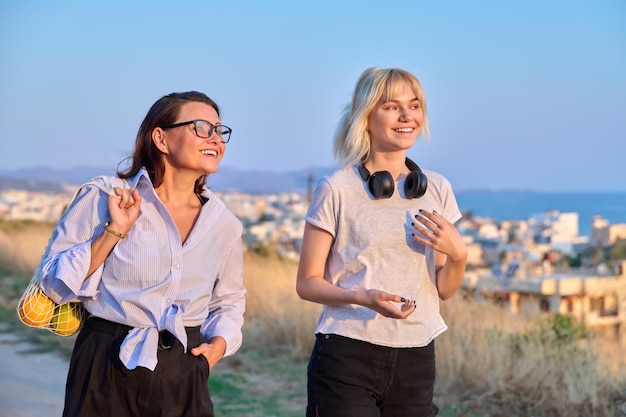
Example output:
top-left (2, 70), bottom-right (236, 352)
top-left (367, 80), bottom-right (424, 155)
top-left (155, 101), bottom-right (226, 176)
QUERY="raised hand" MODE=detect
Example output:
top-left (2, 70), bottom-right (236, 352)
top-left (412, 210), bottom-right (467, 263)
top-left (106, 187), bottom-right (142, 236)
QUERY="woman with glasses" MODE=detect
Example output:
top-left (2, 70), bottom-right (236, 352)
top-left (296, 68), bottom-right (468, 417)
top-left (40, 91), bottom-right (244, 417)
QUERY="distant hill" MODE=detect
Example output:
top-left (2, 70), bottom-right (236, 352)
top-left (0, 166), bottom-right (119, 185)
top-left (0, 165), bottom-right (337, 194)
top-left (0, 177), bottom-right (76, 193)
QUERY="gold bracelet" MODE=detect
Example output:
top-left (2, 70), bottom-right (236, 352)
top-left (104, 222), bottom-right (127, 239)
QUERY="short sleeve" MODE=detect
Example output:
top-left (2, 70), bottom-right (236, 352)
top-left (304, 177), bottom-right (338, 238)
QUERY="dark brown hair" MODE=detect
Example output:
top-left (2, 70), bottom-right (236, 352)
top-left (118, 91), bottom-right (221, 194)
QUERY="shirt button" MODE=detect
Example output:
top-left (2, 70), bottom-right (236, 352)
top-left (166, 298), bottom-right (172, 304)
top-left (173, 264), bottom-right (180, 269)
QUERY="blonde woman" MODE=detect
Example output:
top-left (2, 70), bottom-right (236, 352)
top-left (297, 68), bottom-right (467, 417)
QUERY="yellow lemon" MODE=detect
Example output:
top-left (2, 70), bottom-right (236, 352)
top-left (18, 291), bottom-right (55, 327)
top-left (49, 303), bottom-right (82, 336)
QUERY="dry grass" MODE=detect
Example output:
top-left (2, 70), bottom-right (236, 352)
top-left (0, 220), bottom-right (54, 276)
top-left (241, 249), bottom-right (626, 416)
top-left (436, 298), bottom-right (626, 416)
top-left (2, 220), bottom-right (626, 416)
top-left (242, 251), bottom-right (320, 358)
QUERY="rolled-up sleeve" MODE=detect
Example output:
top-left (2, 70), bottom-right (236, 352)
top-left (39, 184), bottom-right (109, 304)
top-left (201, 233), bottom-right (246, 357)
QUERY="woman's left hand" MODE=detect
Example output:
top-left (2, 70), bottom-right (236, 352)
top-left (411, 210), bottom-right (467, 262)
top-left (190, 336), bottom-right (227, 371)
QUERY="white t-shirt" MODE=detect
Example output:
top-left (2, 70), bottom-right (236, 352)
top-left (305, 164), bottom-right (462, 348)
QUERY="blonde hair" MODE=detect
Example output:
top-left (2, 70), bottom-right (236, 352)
top-left (333, 67), bottom-right (430, 167)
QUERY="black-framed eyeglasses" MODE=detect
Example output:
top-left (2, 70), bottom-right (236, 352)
top-left (160, 119), bottom-right (232, 143)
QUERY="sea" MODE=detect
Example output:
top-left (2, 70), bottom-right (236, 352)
top-left (454, 191), bottom-right (626, 237)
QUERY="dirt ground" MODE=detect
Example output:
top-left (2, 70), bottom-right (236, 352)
top-left (0, 330), bottom-right (68, 417)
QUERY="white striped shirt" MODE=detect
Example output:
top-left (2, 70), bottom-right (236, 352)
top-left (40, 168), bottom-right (245, 371)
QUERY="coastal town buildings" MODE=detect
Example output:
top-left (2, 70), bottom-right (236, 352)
top-left (590, 214), bottom-right (626, 247)
top-left (2, 188), bottom-right (625, 264)
top-left (2, 186), bottom-right (625, 332)
top-left (0, 189), bottom-right (70, 222)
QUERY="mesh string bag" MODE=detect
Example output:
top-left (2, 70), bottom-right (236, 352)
top-left (17, 266), bottom-right (87, 336)
top-left (16, 176), bottom-right (128, 336)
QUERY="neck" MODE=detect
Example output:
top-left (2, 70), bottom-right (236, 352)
top-left (364, 153), bottom-right (409, 180)
top-left (155, 170), bottom-right (201, 207)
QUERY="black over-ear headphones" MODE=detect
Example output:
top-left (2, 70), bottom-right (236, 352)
top-left (357, 157), bottom-right (428, 199)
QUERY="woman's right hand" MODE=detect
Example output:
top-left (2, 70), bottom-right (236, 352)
top-left (86, 187), bottom-right (142, 278)
top-left (107, 187), bottom-right (142, 235)
top-left (361, 289), bottom-right (416, 319)
top-left (297, 223), bottom-right (416, 319)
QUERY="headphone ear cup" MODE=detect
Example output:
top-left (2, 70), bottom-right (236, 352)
top-left (404, 170), bottom-right (428, 199)
top-left (369, 171), bottom-right (395, 199)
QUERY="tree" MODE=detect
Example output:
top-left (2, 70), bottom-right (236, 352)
top-left (609, 238), bottom-right (626, 261)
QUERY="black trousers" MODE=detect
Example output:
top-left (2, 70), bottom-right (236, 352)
top-left (63, 317), bottom-right (214, 417)
top-left (306, 334), bottom-right (438, 417)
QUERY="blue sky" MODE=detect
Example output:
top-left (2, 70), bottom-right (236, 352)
top-left (1, 0), bottom-right (624, 191)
